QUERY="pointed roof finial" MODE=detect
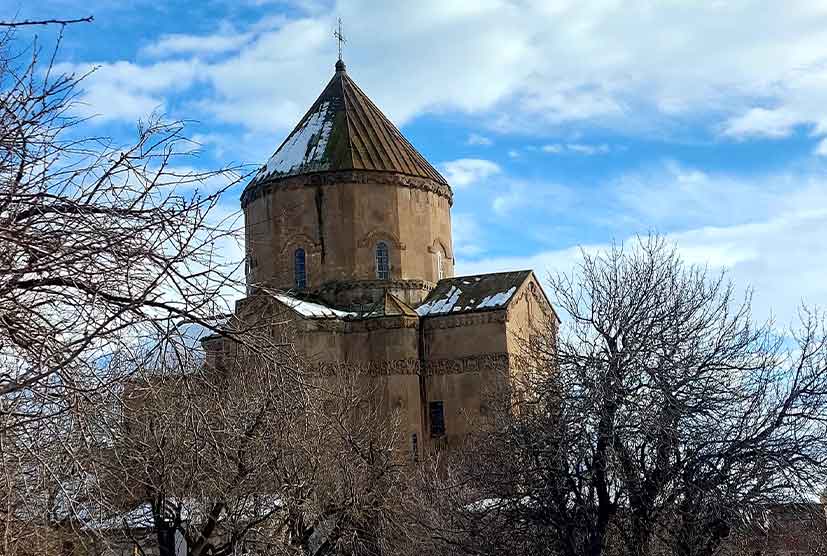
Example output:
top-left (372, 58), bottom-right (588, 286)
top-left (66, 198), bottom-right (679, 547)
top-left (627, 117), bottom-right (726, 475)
top-left (334, 17), bottom-right (347, 72)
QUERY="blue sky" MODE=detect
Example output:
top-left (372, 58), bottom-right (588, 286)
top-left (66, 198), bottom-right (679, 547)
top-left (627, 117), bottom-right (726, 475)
top-left (9, 0), bottom-right (827, 325)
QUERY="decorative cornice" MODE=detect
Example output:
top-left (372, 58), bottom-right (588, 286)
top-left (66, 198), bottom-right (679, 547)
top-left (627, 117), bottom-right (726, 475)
top-left (316, 278), bottom-right (435, 294)
top-left (422, 310), bottom-right (508, 330)
top-left (299, 315), bottom-right (419, 333)
top-left (423, 353), bottom-right (510, 376)
top-left (314, 353), bottom-right (510, 377)
top-left (241, 169), bottom-right (453, 208)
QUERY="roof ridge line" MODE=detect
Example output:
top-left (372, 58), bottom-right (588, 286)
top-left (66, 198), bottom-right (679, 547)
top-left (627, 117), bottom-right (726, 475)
top-left (344, 76), bottom-right (447, 184)
top-left (338, 73), bottom-right (357, 170)
top-left (248, 64), bottom-right (451, 187)
top-left (347, 74), bottom-right (412, 174)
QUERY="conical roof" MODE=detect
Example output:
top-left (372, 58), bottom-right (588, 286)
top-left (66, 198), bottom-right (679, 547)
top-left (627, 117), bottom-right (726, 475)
top-left (248, 60), bottom-right (448, 188)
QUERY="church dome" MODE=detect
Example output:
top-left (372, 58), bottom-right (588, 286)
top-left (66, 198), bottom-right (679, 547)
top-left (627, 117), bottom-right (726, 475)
top-left (242, 61), bottom-right (448, 207)
top-left (242, 60), bottom-right (454, 309)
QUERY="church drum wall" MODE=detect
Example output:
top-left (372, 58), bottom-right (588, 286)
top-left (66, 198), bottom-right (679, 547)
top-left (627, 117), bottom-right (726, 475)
top-left (243, 174), bottom-right (453, 306)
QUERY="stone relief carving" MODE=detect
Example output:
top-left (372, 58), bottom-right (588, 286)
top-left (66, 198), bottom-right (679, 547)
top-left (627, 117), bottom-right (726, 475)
top-left (241, 170), bottom-right (453, 208)
top-left (316, 279), bottom-right (435, 293)
top-left (279, 232), bottom-right (321, 255)
top-left (426, 238), bottom-right (453, 259)
top-left (422, 311), bottom-right (508, 330)
top-left (357, 229), bottom-right (406, 250)
top-left (313, 353), bottom-right (509, 377)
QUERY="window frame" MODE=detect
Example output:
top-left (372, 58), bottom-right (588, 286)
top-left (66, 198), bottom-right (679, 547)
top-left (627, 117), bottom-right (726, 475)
top-left (375, 241), bottom-right (390, 280)
top-left (293, 247), bottom-right (307, 290)
top-left (429, 400), bottom-right (446, 438)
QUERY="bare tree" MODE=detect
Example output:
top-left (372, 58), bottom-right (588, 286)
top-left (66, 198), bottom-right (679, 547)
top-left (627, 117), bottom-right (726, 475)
top-left (0, 24), bottom-right (247, 554)
top-left (0, 23), bottom-right (418, 556)
top-left (418, 236), bottom-right (827, 556)
top-left (66, 316), bottom-right (412, 556)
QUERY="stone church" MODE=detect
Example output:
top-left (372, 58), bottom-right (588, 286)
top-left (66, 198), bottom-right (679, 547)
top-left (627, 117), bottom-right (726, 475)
top-left (203, 58), bottom-right (559, 457)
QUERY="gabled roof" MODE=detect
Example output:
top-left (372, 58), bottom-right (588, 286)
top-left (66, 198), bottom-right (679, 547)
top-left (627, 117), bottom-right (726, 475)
top-left (272, 292), bottom-right (355, 319)
top-left (363, 291), bottom-right (419, 318)
top-left (248, 60), bottom-right (448, 188)
top-left (416, 270), bottom-right (533, 317)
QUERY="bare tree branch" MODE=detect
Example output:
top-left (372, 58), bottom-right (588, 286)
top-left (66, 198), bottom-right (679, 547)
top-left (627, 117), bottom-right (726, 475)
top-left (0, 17), bottom-right (94, 27)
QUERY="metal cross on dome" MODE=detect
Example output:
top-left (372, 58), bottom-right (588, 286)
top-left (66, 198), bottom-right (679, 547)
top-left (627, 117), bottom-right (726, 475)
top-left (334, 17), bottom-right (346, 61)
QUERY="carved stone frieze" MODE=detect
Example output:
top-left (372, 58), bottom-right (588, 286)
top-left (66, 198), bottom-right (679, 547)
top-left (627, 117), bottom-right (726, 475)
top-left (315, 279), bottom-right (435, 293)
top-left (313, 353), bottom-right (510, 377)
top-left (422, 310), bottom-right (508, 330)
top-left (241, 170), bottom-right (453, 208)
top-left (422, 353), bottom-right (509, 376)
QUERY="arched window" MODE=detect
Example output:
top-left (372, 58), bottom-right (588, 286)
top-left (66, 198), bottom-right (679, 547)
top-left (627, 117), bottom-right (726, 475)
top-left (375, 241), bottom-right (390, 280)
top-left (294, 248), bottom-right (307, 290)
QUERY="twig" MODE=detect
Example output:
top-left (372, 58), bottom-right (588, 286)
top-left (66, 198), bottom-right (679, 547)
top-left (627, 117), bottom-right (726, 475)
top-left (0, 16), bottom-right (94, 27)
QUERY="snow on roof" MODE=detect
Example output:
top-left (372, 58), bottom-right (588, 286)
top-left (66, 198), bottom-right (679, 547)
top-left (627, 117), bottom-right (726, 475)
top-left (415, 285), bottom-right (461, 316)
top-left (272, 292), bottom-right (355, 319)
top-left (80, 495), bottom-right (284, 531)
top-left (466, 495), bottom-right (534, 513)
top-left (416, 271), bottom-right (531, 317)
top-left (254, 100), bottom-right (335, 183)
top-left (240, 65), bottom-right (448, 208)
top-left (475, 287), bottom-right (517, 309)
top-left (81, 503), bottom-right (157, 531)
top-left (178, 316), bottom-right (231, 343)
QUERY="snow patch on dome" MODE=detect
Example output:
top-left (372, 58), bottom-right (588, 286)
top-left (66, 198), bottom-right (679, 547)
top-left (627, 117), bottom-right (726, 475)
top-left (255, 101), bottom-right (335, 182)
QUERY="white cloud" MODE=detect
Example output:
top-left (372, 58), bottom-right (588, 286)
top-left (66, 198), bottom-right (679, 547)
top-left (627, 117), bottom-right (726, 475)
top-left (722, 69), bottom-right (827, 139)
top-left (816, 138), bottom-right (827, 156)
top-left (722, 107), bottom-right (802, 139)
top-left (452, 212), bottom-right (485, 258)
top-left (457, 212), bottom-right (827, 326)
top-left (56, 60), bottom-right (204, 122)
top-left (143, 32), bottom-right (253, 57)
top-left (610, 161), bottom-right (773, 229)
top-left (491, 179), bottom-right (575, 217)
top-left (154, 166), bottom-right (245, 195)
top-left (568, 143), bottom-right (610, 155)
top-left (76, 84), bottom-right (163, 123)
top-left (542, 143), bottom-right (611, 155)
top-left (440, 158), bottom-right (501, 188)
top-left (58, 1), bottom-right (827, 143)
top-left (466, 133), bottom-right (493, 146)
top-left (460, 161), bottom-right (827, 326)
top-left (457, 210), bottom-right (827, 327)
top-left (491, 183), bottom-right (524, 216)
